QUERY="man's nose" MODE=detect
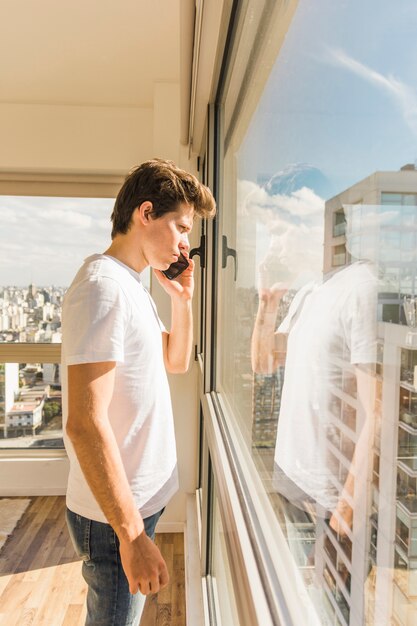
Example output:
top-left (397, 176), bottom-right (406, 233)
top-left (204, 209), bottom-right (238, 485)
top-left (179, 233), bottom-right (190, 252)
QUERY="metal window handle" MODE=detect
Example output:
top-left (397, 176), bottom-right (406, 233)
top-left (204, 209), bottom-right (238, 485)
top-left (189, 235), bottom-right (206, 269)
top-left (222, 235), bottom-right (238, 281)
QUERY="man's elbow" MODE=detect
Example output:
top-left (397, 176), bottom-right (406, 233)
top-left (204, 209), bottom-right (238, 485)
top-left (252, 355), bottom-right (279, 375)
top-left (165, 358), bottom-right (190, 374)
top-left (66, 414), bottom-right (87, 442)
top-left (253, 362), bottom-right (273, 375)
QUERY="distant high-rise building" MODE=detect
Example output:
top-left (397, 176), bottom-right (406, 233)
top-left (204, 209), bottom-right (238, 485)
top-left (28, 283), bottom-right (37, 298)
top-left (0, 363), bottom-right (19, 437)
top-left (43, 363), bottom-right (61, 385)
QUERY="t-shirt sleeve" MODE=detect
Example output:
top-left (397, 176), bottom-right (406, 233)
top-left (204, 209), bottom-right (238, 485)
top-left (63, 276), bottom-right (130, 365)
top-left (276, 281), bottom-right (315, 334)
top-left (147, 291), bottom-right (167, 333)
top-left (346, 278), bottom-right (378, 365)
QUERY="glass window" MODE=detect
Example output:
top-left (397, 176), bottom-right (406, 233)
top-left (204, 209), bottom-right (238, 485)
top-left (334, 210), bottom-right (347, 238)
top-left (381, 193), bottom-right (417, 207)
top-left (333, 243), bottom-right (347, 267)
top-left (214, 0), bottom-right (417, 623)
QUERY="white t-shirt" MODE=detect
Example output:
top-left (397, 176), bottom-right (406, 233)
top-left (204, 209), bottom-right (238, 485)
top-left (62, 254), bottom-right (178, 523)
top-left (274, 261), bottom-right (378, 510)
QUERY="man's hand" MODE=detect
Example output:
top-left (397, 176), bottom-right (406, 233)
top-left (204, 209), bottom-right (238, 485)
top-left (258, 281), bottom-right (288, 312)
top-left (153, 253), bottom-right (194, 302)
top-left (119, 531), bottom-right (169, 596)
top-left (251, 282), bottom-right (288, 374)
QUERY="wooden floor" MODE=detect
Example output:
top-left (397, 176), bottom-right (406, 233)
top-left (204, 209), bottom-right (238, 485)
top-left (0, 496), bottom-right (186, 626)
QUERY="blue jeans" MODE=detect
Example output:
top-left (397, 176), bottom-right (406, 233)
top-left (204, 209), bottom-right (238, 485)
top-left (66, 507), bottom-right (164, 626)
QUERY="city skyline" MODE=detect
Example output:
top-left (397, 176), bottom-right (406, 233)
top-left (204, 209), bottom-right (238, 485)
top-left (0, 284), bottom-right (65, 343)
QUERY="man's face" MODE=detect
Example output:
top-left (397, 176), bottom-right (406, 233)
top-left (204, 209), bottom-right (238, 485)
top-left (144, 202), bottom-right (194, 270)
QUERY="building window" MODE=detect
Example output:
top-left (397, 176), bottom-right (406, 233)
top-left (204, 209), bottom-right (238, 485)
top-left (334, 210), bottom-right (347, 238)
top-left (332, 244), bottom-right (347, 267)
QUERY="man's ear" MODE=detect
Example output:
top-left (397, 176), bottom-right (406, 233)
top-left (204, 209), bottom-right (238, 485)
top-left (137, 201), bottom-right (153, 225)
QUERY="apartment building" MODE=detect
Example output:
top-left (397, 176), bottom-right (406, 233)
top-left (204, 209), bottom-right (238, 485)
top-left (324, 166), bottom-right (417, 625)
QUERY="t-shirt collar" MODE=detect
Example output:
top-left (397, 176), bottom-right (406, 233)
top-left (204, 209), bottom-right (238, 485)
top-left (86, 253), bottom-right (143, 283)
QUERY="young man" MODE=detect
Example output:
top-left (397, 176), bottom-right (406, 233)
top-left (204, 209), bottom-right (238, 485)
top-left (62, 159), bottom-right (216, 625)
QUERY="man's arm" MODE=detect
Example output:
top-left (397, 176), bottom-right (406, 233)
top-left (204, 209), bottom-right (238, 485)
top-left (154, 256), bottom-right (195, 374)
top-left (329, 364), bottom-right (376, 536)
top-left (162, 299), bottom-right (193, 373)
top-left (66, 361), bottom-right (169, 595)
top-left (251, 286), bottom-right (287, 374)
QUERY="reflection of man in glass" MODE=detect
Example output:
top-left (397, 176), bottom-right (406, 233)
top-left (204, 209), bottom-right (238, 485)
top-left (251, 206), bottom-right (378, 559)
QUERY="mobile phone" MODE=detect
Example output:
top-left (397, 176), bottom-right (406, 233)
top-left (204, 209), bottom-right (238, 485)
top-left (162, 252), bottom-right (189, 280)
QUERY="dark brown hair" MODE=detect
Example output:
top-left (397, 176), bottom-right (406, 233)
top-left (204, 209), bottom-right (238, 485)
top-left (111, 158), bottom-right (216, 238)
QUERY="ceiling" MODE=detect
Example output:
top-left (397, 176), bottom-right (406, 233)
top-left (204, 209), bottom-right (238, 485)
top-left (0, 0), bottom-right (184, 108)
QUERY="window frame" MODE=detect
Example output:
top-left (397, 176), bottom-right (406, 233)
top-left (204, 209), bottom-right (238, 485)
top-left (196, 1), bottom-right (322, 624)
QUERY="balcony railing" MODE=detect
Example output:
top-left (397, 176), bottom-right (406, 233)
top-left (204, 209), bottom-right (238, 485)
top-left (397, 495), bottom-right (417, 515)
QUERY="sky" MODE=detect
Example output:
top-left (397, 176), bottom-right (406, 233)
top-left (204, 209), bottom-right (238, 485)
top-left (238, 0), bottom-right (417, 192)
top-left (228, 0), bottom-right (417, 289)
top-left (0, 196), bottom-right (114, 287)
top-left (0, 195), bottom-right (154, 289)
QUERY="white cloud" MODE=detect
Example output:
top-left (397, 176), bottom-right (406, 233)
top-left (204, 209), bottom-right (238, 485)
top-left (0, 196), bottom-right (113, 285)
top-left (239, 180), bottom-right (324, 218)
top-left (272, 187), bottom-right (324, 217)
top-left (0, 207), bottom-right (19, 223)
top-left (0, 242), bottom-right (24, 252)
top-left (237, 179), bottom-right (325, 285)
top-left (37, 208), bottom-right (93, 228)
top-left (326, 47), bottom-right (417, 136)
top-left (96, 218), bottom-right (112, 230)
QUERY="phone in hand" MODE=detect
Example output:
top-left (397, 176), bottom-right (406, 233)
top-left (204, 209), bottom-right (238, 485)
top-left (162, 252), bottom-right (189, 280)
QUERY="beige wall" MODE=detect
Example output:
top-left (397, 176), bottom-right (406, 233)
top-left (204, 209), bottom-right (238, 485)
top-left (0, 103), bottom-right (153, 173)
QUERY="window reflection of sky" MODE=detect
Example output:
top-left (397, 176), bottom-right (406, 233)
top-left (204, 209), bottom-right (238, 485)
top-left (238, 0), bottom-right (417, 194)
top-left (221, 3), bottom-right (417, 623)
top-left (234, 0), bottom-right (417, 289)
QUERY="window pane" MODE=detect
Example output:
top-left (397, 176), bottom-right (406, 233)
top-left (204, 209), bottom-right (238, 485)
top-left (217, 0), bottom-right (417, 624)
top-left (0, 362), bottom-right (63, 448)
top-left (0, 196), bottom-right (117, 343)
